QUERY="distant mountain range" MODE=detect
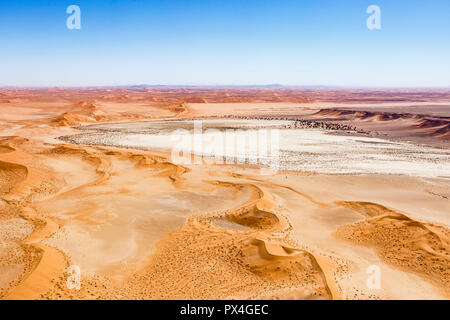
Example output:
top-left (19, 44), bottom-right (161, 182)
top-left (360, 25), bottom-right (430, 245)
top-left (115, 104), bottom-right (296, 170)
top-left (120, 84), bottom-right (341, 89)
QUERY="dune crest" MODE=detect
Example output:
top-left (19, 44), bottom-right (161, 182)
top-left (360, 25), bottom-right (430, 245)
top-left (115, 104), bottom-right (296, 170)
top-left (310, 108), bottom-right (450, 144)
top-left (335, 201), bottom-right (450, 296)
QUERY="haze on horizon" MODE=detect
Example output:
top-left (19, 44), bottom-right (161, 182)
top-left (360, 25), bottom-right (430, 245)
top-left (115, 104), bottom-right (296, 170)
top-left (1, 0), bottom-right (449, 87)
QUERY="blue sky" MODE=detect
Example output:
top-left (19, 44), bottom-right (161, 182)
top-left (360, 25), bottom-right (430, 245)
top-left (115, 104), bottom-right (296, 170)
top-left (0, 0), bottom-right (449, 87)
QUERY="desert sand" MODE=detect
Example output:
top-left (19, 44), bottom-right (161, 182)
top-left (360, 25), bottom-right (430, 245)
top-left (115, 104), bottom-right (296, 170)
top-left (0, 88), bottom-right (449, 300)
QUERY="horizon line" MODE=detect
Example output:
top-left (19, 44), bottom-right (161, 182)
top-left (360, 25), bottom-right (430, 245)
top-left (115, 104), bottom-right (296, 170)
top-left (1, 84), bottom-right (450, 90)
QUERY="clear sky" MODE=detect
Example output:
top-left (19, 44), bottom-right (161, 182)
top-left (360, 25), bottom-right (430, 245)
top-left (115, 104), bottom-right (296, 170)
top-left (1, 0), bottom-right (449, 87)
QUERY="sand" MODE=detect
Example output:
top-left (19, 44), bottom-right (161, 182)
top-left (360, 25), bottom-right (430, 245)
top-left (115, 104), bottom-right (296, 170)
top-left (0, 88), bottom-right (449, 300)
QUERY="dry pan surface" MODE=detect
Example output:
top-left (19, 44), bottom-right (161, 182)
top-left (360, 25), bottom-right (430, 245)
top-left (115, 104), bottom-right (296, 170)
top-left (66, 119), bottom-right (450, 178)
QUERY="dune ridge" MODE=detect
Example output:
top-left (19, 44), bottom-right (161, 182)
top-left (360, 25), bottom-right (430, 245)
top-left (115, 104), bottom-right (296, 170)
top-left (335, 201), bottom-right (450, 296)
top-left (36, 173), bottom-right (337, 299)
top-left (311, 108), bottom-right (450, 141)
top-left (109, 180), bottom-right (335, 300)
top-left (0, 139), bottom-right (194, 299)
top-left (0, 138), bottom-right (67, 299)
